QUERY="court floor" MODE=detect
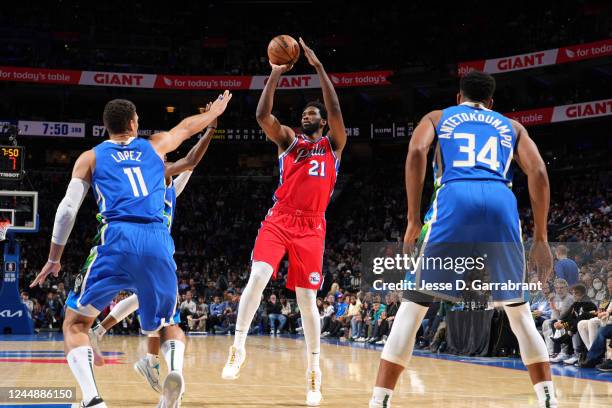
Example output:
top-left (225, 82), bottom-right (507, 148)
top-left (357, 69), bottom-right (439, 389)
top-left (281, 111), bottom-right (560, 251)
top-left (0, 333), bottom-right (610, 407)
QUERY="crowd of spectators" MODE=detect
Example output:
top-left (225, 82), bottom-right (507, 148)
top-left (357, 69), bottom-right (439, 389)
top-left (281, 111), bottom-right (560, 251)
top-left (1, 2), bottom-right (609, 76)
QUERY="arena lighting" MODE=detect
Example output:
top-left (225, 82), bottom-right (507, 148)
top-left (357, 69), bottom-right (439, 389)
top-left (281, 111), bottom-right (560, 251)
top-left (166, 106), bottom-right (176, 113)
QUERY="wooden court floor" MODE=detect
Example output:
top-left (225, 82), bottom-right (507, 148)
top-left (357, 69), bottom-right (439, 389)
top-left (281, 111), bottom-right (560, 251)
top-left (0, 335), bottom-right (610, 407)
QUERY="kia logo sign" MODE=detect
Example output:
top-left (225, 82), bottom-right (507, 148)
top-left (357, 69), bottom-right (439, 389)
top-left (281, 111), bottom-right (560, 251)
top-left (0, 309), bottom-right (23, 318)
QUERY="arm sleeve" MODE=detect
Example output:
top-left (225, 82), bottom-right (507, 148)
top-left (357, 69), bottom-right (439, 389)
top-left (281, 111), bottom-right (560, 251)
top-left (51, 178), bottom-right (90, 245)
top-left (173, 170), bottom-right (193, 197)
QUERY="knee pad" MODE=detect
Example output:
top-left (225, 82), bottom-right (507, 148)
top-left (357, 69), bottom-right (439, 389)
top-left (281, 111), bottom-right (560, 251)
top-left (504, 303), bottom-right (549, 365)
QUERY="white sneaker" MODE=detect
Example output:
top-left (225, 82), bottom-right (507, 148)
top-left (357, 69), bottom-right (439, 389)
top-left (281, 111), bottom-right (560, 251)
top-left (305, 369), bottom-right (322, 406)
top-left (369, 396), bottom-right (391, 408)
top-left (563, 355), bottom-right (579, 365)
top-left (157, 371), bottom-right (184, 408)
top-left (550, 353), bottom-right (569, 363)
top-left (88, 328), bottom-right (105, 367)
top-left (134, 355), bottom-right (162, 393)
top-left (221, 346), bottom-right (246, 380)
top-left (356, 337), bottom-right (367, 342)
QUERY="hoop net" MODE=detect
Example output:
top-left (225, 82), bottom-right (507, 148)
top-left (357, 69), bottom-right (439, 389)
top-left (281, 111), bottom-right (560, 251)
top-left (0, 220), bottom-right (11, 241)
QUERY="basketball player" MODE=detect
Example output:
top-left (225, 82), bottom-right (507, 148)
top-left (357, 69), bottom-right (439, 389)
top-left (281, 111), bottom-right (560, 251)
top-left (368, 71), bottom-right (556, 408)
top-left (221, 38), bottom-right (346, 407)
top-left (30, 93), bottom-right (231, 408)
top-left (87, 103), bottom-right (219, 394)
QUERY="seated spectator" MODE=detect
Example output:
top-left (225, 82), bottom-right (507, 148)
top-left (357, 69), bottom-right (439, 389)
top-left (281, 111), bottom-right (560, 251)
top-left (578, 319), bottom-right (612, 369)
top-left (267, 294), bottom-right (286, 335)
top-left (371, 311), bottom-right (391, 344)
top-left (578, 277), bottom-right (612, 351)
top-left (179, 290), bottom-right (197, 327)
top-left (213, 307), bottom-right (237, 335)
top-left (529, 281), bottom-right (552, 328)
top-left (542, 278), bottom-right (573, 357)
top-left (280, 296), bottom-right (299, 334)
top-left (550, 284), bottom-right (596, 364)
top-left (21, 291), bottom-right (33, 315)
top-left (188, 296), bottom-right (208, 332)
top-left (207, 295), bottom-right (226, 333)
top-left (385, 293), bottom-right (400, 329)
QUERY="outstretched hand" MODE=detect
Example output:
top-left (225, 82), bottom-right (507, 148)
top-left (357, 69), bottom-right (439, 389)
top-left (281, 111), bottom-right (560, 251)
top-left (269, 62), bottom-right (293, 74)
top-left (209, 90), bottom-right (233, 117)
top-left (30, 261), bottom-right (61, 288)
top-left (299, 37), bottom-right (322, 68)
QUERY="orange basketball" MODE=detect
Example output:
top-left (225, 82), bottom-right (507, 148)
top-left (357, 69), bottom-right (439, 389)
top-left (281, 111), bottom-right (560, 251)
top-left (267, 35), bottom-right (300, 66)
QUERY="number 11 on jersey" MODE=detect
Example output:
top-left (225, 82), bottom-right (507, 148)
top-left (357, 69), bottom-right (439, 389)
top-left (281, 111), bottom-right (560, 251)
top-left (123, 167), bottom-right (149, 197)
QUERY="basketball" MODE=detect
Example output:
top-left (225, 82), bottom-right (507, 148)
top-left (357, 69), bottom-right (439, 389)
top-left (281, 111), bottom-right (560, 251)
top-left (267, 35), bottom-right (300, 66)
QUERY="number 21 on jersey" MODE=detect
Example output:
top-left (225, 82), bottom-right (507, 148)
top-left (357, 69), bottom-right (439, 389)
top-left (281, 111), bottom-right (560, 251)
top-left (308, 160), bottom-right (326, 177)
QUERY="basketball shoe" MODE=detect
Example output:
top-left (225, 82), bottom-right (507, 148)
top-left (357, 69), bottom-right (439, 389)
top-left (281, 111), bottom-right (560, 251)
top-left (134, 355), bottom-right (162, 393)
top-left (221, 346), bottom-right (246, 380)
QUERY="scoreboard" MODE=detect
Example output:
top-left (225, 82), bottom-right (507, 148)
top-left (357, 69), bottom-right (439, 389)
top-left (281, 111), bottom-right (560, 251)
top-left (0, 146), bottom-right (24, 180)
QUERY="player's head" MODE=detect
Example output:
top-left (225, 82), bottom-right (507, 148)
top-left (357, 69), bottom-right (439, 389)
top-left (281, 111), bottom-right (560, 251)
top-left (301, 101), bottom-right (327, 136)
top-left (458, 70), bottom-right (496, 108)
top-left (103, 99), bottom-right (138, 137)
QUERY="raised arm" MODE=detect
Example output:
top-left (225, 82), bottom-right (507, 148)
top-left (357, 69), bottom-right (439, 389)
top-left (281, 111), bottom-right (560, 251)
top-left (404, 111), bottom-right (440, 250)
top-left (150, 90), bottom-right (232, 156)
top-left (300, 38), bottom-right (346, 154)
top-left (255, 65), bottom-right (295, 151)
top-left (30, 150), bottom-right (94, 287)
top-left (512, 119), bottom-right (552, 283)
top-left (165, 103), bottom-right (217, 178)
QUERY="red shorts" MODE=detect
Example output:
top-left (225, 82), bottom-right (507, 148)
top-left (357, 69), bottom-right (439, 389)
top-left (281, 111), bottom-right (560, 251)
top-left (252, 206), bottom-right (326, 291)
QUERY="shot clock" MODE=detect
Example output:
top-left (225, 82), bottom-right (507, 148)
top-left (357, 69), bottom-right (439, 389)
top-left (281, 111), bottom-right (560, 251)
top-left (0, 145), bottom-right (24, 180)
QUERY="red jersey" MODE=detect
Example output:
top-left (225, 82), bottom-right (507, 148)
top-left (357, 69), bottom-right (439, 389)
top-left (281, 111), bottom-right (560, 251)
top-left (272, 135), bottom-right (339, 213)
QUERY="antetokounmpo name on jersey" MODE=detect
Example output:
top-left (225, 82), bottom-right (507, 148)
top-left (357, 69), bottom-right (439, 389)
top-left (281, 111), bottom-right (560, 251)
top-left (439, 112), bottom-right (513, 141)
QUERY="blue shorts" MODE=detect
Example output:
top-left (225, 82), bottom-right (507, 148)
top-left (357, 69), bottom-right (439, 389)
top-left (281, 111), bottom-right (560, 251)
top-left (410, 180), bottom-right (525, 303)
top-left (66, 221), bottom-right (178, 333)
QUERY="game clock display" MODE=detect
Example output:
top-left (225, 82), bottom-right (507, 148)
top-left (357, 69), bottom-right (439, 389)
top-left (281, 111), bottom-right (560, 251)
top-left (0, 146), bottom-right (24, 180)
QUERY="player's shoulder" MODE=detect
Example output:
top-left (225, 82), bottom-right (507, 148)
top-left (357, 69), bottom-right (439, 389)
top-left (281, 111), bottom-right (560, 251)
top-left (420, 110), bottom-right (443, 127)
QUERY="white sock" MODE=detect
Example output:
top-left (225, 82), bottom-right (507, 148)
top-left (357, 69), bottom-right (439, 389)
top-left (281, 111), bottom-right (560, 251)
top-left (296, 288), bottom-right (321, 372)
top-left (234, 329), bottom-right (248, 350)
top-left (93, 324), bottom-right (106, 338)
top-left (161, 340), bottom-right (185, 373)
top-left (371, 386), bottom-right (393, 406)
top-left (233, 261), bottom-right (273, 349)
top-left (146, 353), bottom-right (159, 367)
top-left (66, 346), bottom-right (100, 404)
top-left (534, 381), bottom-right (558, 407)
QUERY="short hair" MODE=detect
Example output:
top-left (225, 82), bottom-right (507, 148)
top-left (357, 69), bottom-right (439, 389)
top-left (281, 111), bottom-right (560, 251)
top-left (303, 100), bottom-right (327, 120)
top-left (554, 278), bottom-right (568, 288)
top-left (571, 284), bottom-right (587, 296)
top-left (103, 99), bottom-right (136, 134)
top-left (556, 245), bottom-right (568, 256)
top-left (460, 71), bottom-right (496, 103)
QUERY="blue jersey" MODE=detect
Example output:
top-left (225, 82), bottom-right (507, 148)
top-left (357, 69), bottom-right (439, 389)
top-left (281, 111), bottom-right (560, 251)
top-left (163, 180), bottom-right (177, 231)
top-left (433, 103), bottom-right (517, 186)
top-left (92, 137), bottom-right (166, 224)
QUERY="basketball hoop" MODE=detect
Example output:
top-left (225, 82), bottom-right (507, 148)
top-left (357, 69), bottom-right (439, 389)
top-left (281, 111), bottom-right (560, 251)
top-left (0, 220), bottom-right (11, 241)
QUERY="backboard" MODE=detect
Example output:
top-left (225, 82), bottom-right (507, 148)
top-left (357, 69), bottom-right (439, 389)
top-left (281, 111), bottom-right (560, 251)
top-left (0, 190), bottom-right (39, 233)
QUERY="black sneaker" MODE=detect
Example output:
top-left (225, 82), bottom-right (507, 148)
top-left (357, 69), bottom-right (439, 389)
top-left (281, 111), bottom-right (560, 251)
top-left (81, 396), bottom-right (106, 407)
top-left (578, 359), bottom-right (599, 368)
top-left (596, 360), bottom-right (612, 372)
